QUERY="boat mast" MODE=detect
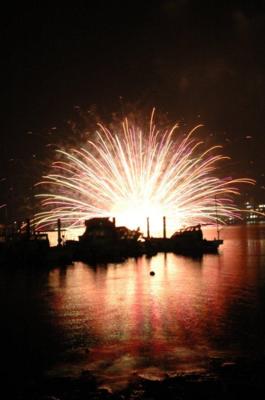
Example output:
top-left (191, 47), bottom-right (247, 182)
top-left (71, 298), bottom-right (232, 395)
top-left (215, 196), bottom-right (220, 240)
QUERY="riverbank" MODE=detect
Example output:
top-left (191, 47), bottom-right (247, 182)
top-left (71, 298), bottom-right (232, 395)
top-left (6, 356), bottom-right (265, 399)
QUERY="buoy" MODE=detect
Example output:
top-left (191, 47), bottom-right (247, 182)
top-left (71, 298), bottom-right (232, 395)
top-left (150, 271), bottom-right (155, 276)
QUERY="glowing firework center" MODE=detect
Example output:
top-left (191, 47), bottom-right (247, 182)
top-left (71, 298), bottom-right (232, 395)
top-left (34, 112), bottom-right (254, 238)
top-left (111, 199), bottom-right (164, 236)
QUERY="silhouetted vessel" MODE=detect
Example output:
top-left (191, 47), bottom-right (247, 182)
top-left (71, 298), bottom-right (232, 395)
top-left (76, 217), bottom-right (146, 262)
top-left (0, 219), bottom-right (75, 267)
top-left (0, 218), bottom-right (223, 268)
top-left (144, 224), bottom-right (223, 255)
top-left (170, 224), bottom-right (223, 255)
top-left (0, 229), bottom-right (50, 266)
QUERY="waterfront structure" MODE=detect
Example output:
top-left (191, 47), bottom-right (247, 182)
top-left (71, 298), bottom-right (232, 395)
top-left (244, 202), bottom-right (265, 222)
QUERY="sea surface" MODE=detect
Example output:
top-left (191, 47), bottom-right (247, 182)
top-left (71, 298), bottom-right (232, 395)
top-left (1, 224), bottom-right (265, 390)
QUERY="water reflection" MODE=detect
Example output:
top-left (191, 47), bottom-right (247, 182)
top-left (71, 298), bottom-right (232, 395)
top-left (1, 225), bottom-right (265, 389)
top-left (45, 225), bottom-right (265, 386)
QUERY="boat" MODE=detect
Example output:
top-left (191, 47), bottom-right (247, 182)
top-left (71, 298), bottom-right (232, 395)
top-left (76, 217), bottom-right (146, 262)
top-left (0, 228), bottom-right (50, 267)
top-left (170, 224), bottom-right (223, 255)
top-left (0, 219), bottom-right (75, 267)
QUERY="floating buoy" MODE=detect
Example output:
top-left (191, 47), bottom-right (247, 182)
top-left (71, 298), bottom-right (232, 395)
top-left (150, 271), bottom-right (155, 276)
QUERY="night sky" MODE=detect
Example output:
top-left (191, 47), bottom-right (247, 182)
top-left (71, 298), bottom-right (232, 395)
top-left (1, 0), bottom-right (265, 221)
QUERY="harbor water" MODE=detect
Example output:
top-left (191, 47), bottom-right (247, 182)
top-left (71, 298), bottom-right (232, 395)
top-left (1, 224), bottom-right (265, 390)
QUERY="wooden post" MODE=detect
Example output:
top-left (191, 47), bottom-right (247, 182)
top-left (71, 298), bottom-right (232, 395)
top-left (112, 217), bottom-right (116, 227)
top-left (163, 216), bottom-right (167, 239)
top-left (147, 217), bottom-right (150, 238)
top-left (57, 218), bottom-right (62, 247)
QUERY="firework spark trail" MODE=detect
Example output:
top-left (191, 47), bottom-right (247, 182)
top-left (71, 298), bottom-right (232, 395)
top-left (34, 112), bottom-right (255, 236)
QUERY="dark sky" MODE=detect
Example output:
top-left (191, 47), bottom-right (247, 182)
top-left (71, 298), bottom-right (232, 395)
top-left (1, 0), bottom-right (265, 220)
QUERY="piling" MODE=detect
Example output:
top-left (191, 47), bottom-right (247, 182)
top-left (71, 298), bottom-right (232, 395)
top-left (57, 218), bottom-right (62, 247)
top-left (147, 217), bottom-right (150, 239)
top-left (163, 216), bottom-right (167, 239)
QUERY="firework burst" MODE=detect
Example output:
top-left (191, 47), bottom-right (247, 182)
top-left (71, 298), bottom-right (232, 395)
top-left (34, 111), bottom-right (254, 237)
